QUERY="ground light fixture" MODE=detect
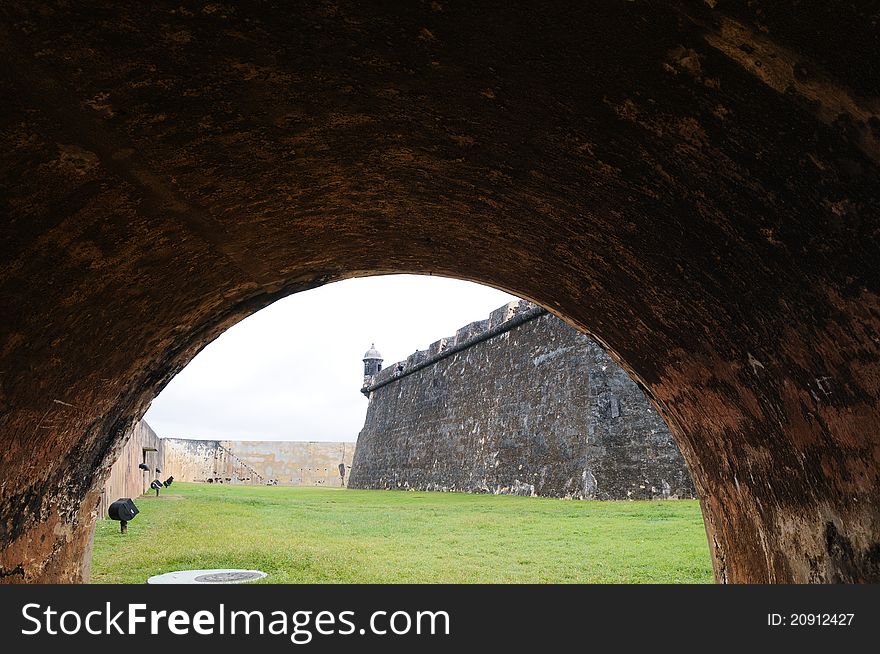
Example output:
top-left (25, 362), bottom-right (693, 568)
top-left (107, 498), bottom-right (139, 534)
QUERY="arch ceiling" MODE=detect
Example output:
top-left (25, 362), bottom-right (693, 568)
top-left (1, 1), bottom-right (879, 582)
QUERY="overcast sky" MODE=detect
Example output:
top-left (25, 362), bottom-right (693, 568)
top-left (144, 275), bottom-right (518, 442)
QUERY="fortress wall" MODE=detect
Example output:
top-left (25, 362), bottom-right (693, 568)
top-left (350, 306), bottom-right (696, 500)
top-left (101, 433), bottom-right (356, 501)
top-left (162, 437), bottom-right (354, 487)
top-left (220, 440), bottom-right (354, 486)
top-left (162, 437), bottom-right (227, 484)
top-left (97, 420), bottom-right (164, 517)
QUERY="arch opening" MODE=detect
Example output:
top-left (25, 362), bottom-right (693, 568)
top-left (90, 275), bottom-right (709, 584)
top-left (1, 0), bottom-right (879, 585)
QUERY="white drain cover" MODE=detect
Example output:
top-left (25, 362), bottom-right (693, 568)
top-left (147, 569), bottom-right (267, 584)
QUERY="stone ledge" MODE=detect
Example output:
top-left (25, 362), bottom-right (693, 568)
top-left (362, 300), bottom-right (547, 395)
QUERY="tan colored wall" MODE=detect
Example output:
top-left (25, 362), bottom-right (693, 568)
top-left (162, 438), bottom-right (226, 484)
top-left (97, 420), bottom-right (164, 517)
top-left (162, 437), bottom-right (355, 487)
top-left (222, 440), bottom-right (355, 486)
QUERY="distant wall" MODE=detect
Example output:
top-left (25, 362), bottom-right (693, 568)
top-left (350, 303), bottom-right (696, 500)
top-left (97, 420), bottom-right (164, 517)
top-left (161, 438), bottom-right (225, 484)
top-left (99, 428), bottom-right (357, 511)
top-left (163, 438), bottom-right (355, 487)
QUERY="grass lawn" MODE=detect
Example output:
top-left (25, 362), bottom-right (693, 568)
top-left (91, 483), bottom-right (713, 584)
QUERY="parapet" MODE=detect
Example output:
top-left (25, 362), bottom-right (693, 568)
top-left (362, 299), bottom-right (546, 395)
top-left (428, 337), bottom-right (451, 358)
top-left (455, 320), bottom-right (489, 345)
top-left (407, 349), bottom-right (429, 368)
top-left (371, 365), bottom-right (396, 387)
top-left (489, 301), bottom-right (530, 329)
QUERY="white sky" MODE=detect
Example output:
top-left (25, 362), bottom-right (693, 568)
top-left (144, 275), bottom-right (518, 442)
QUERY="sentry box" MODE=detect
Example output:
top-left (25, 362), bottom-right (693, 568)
top-left (108, 498), bottom-right (139, 534)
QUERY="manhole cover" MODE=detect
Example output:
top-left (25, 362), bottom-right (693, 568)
top-left (147, 569), bottom-right (267, 584)
top-left (194, 571), bottom-right (264, 583)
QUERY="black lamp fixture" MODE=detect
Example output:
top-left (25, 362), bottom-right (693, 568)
top-left (108, 498), bottom-right (139, 533)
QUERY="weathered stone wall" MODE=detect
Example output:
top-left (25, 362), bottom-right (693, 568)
top-left (163, 438), bottom-right (355, 487)
top-left (350, 302), bottom-right (695, 500)
top-left (96, 420), bottom-right (164, 517)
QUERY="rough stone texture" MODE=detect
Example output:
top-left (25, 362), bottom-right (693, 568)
top-left (351, 303), bottom-right (696, 500)
top-left (96, 420), bottom-right (164, 518)
top-left (163, 438), bottom-right (354, 487)
top-left (0, 1), bottom-right (879, 583)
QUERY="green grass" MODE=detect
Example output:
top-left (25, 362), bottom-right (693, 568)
top-left (91, 483), bottom-right (713, 583)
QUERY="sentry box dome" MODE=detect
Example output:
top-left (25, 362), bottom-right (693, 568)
top-left (108, 498), bottom-right (139, 534)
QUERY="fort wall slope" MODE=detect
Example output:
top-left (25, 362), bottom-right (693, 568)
top-left (350, 302), bottom-right (695, 500)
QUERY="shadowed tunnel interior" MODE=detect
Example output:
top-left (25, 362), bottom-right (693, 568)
top-left (1, 1), bottom-right (879, 583)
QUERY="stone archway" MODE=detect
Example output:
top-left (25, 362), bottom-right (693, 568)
top-left (1, 1), bottom-right (879, 583)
